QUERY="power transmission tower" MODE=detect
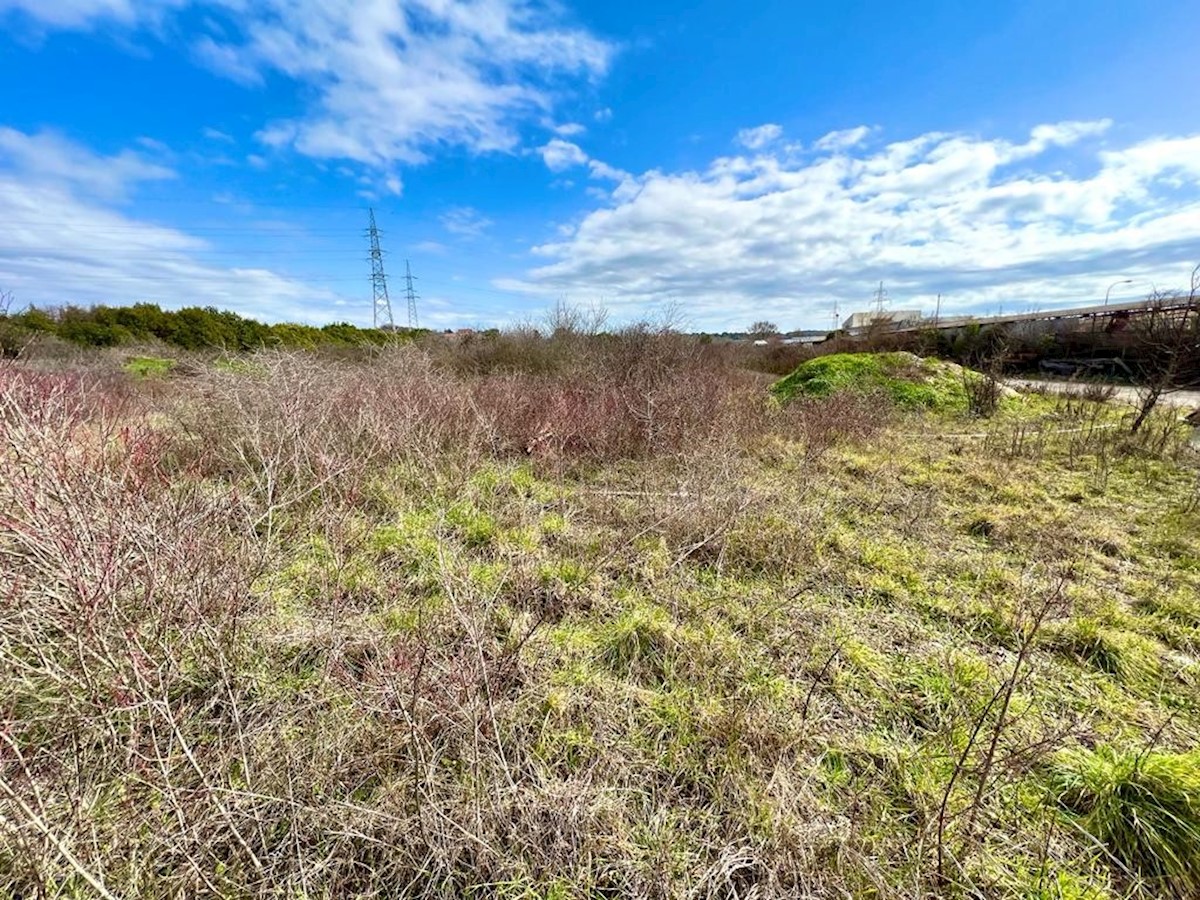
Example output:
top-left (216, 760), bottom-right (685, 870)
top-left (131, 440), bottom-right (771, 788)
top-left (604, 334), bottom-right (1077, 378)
top-left (403, 259), bottom-right (419, 329)
top-left (872, 281), bottom-right (889, 317)
top-left (367, 208), bottom-right (394, 330)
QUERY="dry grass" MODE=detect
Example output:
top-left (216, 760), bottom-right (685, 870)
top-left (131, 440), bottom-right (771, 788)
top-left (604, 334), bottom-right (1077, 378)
top-left (1, 334), bottom-right (1198, 898)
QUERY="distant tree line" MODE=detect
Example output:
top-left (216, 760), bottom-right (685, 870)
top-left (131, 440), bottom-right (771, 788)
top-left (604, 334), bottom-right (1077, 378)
top-left (0, 301), bottom-right (424, 354)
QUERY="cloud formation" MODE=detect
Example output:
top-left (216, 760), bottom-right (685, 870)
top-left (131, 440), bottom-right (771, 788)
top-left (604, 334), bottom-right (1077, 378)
top-left (440, 206), bottom-right (493, 238)
top-left (539, 138), bottom-right (589, 172)
top-left (735, 124), bottom-right (783, 150)
top-left (0, 128), bottom-right (348, 323)
top-left (4, 0), bottom-right (613, 170)
top-left (0, 127), bottom-right (175, 199)
top-left (503, 121), bottom-right (1200, 329)
top-left (0, 0), bottom-right (182, 27)
top-left (813, 126), bottom-right (872, 152)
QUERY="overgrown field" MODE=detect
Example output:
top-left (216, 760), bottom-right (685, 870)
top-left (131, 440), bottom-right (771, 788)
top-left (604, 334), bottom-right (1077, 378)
top-left (2, 335), bottom-right (1198, 898)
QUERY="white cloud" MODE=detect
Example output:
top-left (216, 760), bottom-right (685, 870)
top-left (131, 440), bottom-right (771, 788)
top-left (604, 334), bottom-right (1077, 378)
top-left (0, 128), bottom-right (348, 323)
top-left (5, 1), bottom-right (612, 170)
top-left (10, 0), bottom-right (613, 169)
top-left (0, 127), bottom-right (174, 199)
top-left (413, 240), bottom-right (449, 255)
top-left (202, 126), bottom-right (235, 143)
top-left (813, 125), bottom-right (872, 152)
top-left (0, 0), bottom-right (183, 27)
top-left (500, 121), bottom-right (1200, 329)
top-left (440, 206), bottom-right (493, 238)
top-left (594, 107), bottom-right (613, 123)
top-left (192, 33), bottom-right (264, 86)
top-left (1027, 119), bottom-right (1112, 151)
top-left (587, 159), bottom-right (629, 181)
top-left (736, 123), bottom-right (783, 150)
top-left (539, 138), bottom-right (589, 172)
top-left (135, 136), bottom-right (170, 153)
top-left (553, 122), bottom-right (587, 137)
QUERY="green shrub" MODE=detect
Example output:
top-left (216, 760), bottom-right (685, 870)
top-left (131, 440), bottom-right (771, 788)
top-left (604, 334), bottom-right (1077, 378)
top-left (5, 302), bottom-right (417, 352)
top-left (58, 317), bottom-right (131, 347)
top-left (1051, 745), bottom-right (1200, 894)
top-left (0, 319), bottom-right (32, 358)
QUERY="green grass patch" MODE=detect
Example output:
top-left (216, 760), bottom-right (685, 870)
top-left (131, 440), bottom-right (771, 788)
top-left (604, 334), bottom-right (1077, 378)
top-left (1051, 745), bottom-right (1200, 894)
top-left (123, 355), bottom-right (175, 378)
top-left (213, 356), bottom-right (268, 376)
top-left (1045, 618), bottom-right (1163, 688)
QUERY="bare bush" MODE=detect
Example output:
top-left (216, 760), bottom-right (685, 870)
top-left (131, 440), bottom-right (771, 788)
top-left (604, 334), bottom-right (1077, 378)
top-left (1080, 380), bottom-right (1117, 404)
top-left (3, 322), bottom-right (1192, 898)
top-left (1128, 272), bottom-right (1200, 433)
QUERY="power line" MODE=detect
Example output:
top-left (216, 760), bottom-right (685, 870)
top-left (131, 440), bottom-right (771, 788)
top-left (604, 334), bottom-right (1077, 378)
top-left (366, 208), bottom-right (394, 330)
top-left (0, 266), bottom-right (553, 298)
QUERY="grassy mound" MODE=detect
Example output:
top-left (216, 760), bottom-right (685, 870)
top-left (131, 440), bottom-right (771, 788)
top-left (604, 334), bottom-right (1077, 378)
top-left (1051, 745), bottom-right (1200, 893)
top-left (771, 351), bottom-right (980, 411)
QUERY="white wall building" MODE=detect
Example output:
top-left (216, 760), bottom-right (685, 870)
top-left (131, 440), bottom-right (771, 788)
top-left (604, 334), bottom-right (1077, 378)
top-left (841, 310), bottom-right (924, 334)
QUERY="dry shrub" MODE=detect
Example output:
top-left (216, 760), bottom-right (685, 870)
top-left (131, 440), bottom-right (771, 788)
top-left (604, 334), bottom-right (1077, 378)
top-left (1080, 380), bottom-right (1118, 404)
top-left (475, 365), bottom-right (765, 465)
top-left (163, 336), bottom-right (769, 489)
top-left (425, 325), bottom-right (570, 376)
top-left (0, 371), bottom-right (264, 894)
top-left (741, 341), bottom-right (818, 376)
top-left (162, 349), bottom-right (484, 521)
top-left (0, 332), bottom-right (905, 897)
top-left (781, 389), bottom-right (893, 461)
top-left (0, 366), bottom-right (132, 427)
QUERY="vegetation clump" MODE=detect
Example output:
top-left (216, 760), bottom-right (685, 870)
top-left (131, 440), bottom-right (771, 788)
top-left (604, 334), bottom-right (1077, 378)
top-left (770, 350), bottom-right (987, 411)
top-left (1051, 745), bottom-right (1200, 895)
top-left (0, 300), bottom-right (422, 351)
top-left (1, 321), bottom-right (1198, 898)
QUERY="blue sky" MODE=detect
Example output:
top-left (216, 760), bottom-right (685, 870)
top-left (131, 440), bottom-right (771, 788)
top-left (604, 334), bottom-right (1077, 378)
top-left (1, 0), bottom-right (1199, 331)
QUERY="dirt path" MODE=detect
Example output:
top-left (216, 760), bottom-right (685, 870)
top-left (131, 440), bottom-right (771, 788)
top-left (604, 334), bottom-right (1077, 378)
top-left (1008, 378), bottom-right (1200, 411)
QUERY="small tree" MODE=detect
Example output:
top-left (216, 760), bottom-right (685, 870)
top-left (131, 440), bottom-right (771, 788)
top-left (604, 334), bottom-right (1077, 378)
top-left (962, 330), bottom-right (1010, 418)
top-left (545, 299), bottom-right (609, 338)
top-left (1128, 270), bottom-right (1200, 434)
top-left (748, 321), bottom-right (778, 339)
